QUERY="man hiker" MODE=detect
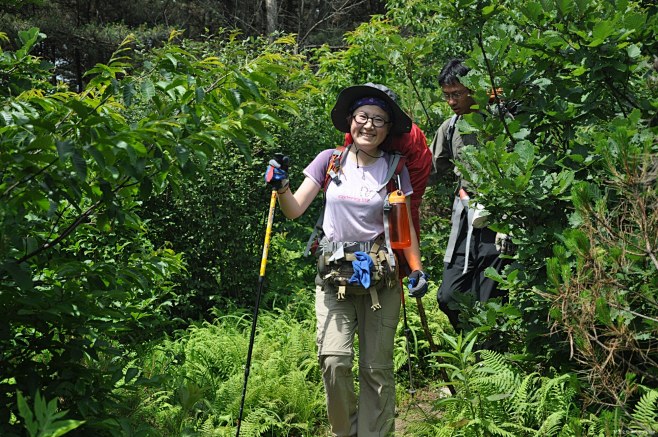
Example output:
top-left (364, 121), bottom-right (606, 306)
top-left (429, 59), bottom-right (514, 330)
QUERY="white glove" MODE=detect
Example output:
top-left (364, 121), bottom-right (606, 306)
top-left (495, 233), bottom-right (515, 255)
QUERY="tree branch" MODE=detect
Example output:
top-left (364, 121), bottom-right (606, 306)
top-left (297, 0), bottom-right (369, 47)
top-left (16, 177), bottom-right (133, 264)
top-left (1, 157), bottom-right (58, 200)
top-left (475, 31), bottom-right (516, 148)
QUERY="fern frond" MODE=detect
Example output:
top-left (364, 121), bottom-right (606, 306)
top-left (481, 418), bottom-right (518, 437)
top-left (631, 389), bottom-right (658, 433)
top-left (536, 410), bottom-right (566, 436)
top-left (239, 407), bottom-right (284, 437)
top-left (531, 373), bottom-right (573, 423)
top-left (511, 372), bottom-right (541, 424)
top-left (478, 349), bottom-right (509, 374)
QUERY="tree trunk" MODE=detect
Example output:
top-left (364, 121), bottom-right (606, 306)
top-left (265, 0), bottom-right (277, 36)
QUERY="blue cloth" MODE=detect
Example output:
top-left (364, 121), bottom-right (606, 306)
top-left (349, 251), bottom-right (374, 288)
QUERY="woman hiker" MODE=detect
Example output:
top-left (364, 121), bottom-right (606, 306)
top-left (264, 83), bottom-right (429, 436)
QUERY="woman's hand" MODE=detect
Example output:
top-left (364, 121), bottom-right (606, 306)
top-left (407, 270), bottom-right (429, 298)
top-left (264, 154), bottom-right (290, 192)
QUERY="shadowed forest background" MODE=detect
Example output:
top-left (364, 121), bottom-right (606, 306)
top-left (1, 0), bottom-right (657, 435)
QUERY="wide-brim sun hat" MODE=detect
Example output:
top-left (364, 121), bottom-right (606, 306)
top-left (331, 83), bottom-right (412, 134)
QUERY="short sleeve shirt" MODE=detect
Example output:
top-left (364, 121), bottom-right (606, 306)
top-left (304, 148), bottom-right (413, 242)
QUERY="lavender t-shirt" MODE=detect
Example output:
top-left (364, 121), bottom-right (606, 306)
top-left (304, 148), bottom-right (413, 242)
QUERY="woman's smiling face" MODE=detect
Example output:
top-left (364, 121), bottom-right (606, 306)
top-left (349, 104), bottom-right (392, 150)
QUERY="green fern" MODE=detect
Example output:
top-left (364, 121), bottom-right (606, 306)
top-left (426, 331), bottom-right (592, 436)
top-left (630, 389), bottom-right (658, 434)
top-left (238, 407), bottom-right (285, 437)
top-left (511, 372), bottom-right (541, 423)
top-left (128, 301), bottom-right (326, 435)
top-left (531, 373), bottom-right (574, 425)
top-left (535, 411), bottom-right (566, 436)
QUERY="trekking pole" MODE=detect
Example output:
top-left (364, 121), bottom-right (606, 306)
top-left (235, 189), bottom-right (277, 437)
top-left (400, 281), bottom-right (416, 397)
top-left (416, 296), bottom-right (455, 395)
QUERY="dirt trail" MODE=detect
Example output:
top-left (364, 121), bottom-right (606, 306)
top-left (395, 384), bottom-right (450, 435)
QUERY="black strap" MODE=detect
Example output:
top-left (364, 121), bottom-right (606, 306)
top-left (446, 114), bottom-right (459, 161)
top-left (446, 114), bottom-right (462, 195)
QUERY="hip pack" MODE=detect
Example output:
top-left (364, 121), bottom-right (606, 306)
top-left (316, 236), bottom-right (397, 311)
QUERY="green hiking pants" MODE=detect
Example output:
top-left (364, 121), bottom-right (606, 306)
top-left (315, 275), bottom-right (401, 437)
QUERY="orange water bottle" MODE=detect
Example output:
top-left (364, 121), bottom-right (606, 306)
top-left (387, 190), bottom-right (411, 249)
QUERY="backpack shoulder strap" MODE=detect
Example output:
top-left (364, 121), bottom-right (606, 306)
top-left (322, 145), bottom-right (348, 191)
top-left (446, 114), bottom-right (459, 161)
top-left (380, 152), bottom-right (407, 271)
top-left (377, 152), bottom-right (405, 192)
top-left (304, 145), bottom-right (349, 256)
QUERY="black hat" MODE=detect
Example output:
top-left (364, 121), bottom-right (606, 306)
top-left (331, 83), bottom-right (412, 134)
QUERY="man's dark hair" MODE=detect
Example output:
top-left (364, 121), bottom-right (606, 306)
top-left (438, 59), bottom-right (470, 86)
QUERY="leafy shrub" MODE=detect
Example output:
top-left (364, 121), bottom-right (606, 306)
top-left (0, 28), bottom-right (298, 435)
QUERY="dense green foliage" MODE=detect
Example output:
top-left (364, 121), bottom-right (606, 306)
top-left (126, 302), bottom-right (323, 436)
top-left (0, 0), bottom-right (386, 90)
top-left (1, 0), bottom-right (657, 435)
top-left (0, 28), bottom-right (303, 435)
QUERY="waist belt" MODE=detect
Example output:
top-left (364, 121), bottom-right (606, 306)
top-left (320, 240), bottom-right (375, 255)
top-left (318, 236), bottom-right (392, 267)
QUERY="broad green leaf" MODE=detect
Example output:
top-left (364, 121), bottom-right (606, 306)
top-left (481, 4), bottom-right (496, 18)
top-left (556, 0), bottom-right (573, 16)
top-left (514, 141), bottom-right (535, 165)
top-left (17, 27), bottom-right (43, 53)
top-left (16, 391), bottom-right (37, 435)
top-left (66, 99), bottom-right (92, 118)
top-left (194, 150), bottom-right (208, 169)
top-left (125, 367), bottom-right (139, 383)
top-left (512, 128), bottom-right (531, 140)
top-left (131, 142), bottom-right (148, 155)
top-left (0, 110), bottom-right (13, 125)
top-left (56, 140), bottom-right (74, 160)
top-left (222, 88), bottom-right (241, 109)
top-left (592, 20), bottom-right (615, 42)
top-left (195, 86), bottom-right (205, 103)
top-left (87, 145), bottom-right (106, 167)
top-left (626, 44), bottom-right (641, 59)
top-left (44, 419), bottom-right (86, 437)
top-left (532, 77), bottom-right (552, 89)
top-left (235, 74), bottom-right (261, 101)
top-left (141, 80), bottom-right (155, 101)
top-left (123, 81), bottom-right (135, 107)
top-left (165, 53), bottom-right (178, 67)
top-left (485, 266), bottom-right (504, 282)
top-left (3, 261), bottom-right (34, 291)
top-left (71, 149), bottom-right (87, 180)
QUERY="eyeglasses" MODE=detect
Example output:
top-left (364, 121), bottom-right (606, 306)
top-left (442, 90), bottom-right (469, 101)
top-left (351, 112), bottom-right (390, 128)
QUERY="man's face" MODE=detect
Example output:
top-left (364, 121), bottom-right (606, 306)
top-left (442, 82), bottom-right (476, 116)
